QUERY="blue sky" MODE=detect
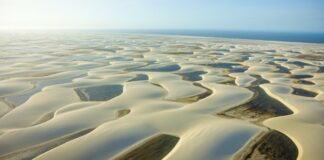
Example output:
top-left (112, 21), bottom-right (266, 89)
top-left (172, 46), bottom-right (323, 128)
top-left (0, 0), bottom-right (323, 32)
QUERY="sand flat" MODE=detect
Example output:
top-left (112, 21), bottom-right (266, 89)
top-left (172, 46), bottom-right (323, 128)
top-left (0, 32), bottom-right (323, 160)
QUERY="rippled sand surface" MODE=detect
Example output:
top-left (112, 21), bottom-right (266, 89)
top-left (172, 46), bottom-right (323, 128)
top-left (0, 32), bottom-right (323, 160)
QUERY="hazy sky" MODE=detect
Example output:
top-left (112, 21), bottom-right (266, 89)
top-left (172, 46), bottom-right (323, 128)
top-left (0, 0), bottom-right (323, 32)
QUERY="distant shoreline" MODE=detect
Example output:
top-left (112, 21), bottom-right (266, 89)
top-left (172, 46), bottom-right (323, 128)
top-left (1, 29), bottom-right (324, 44)
top-left (109, 29), bottom-right (324, 44)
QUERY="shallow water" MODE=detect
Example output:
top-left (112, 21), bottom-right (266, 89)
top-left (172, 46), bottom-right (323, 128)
top-left (76, 84), bottom-right (123, 101)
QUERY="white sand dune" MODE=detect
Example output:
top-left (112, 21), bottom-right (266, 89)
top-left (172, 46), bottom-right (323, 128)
top-left (0, 32), bottom-right (323, 160)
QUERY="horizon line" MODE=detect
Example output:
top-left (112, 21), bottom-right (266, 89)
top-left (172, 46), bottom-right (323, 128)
top-left (1, 28), bottom-right (324, 34)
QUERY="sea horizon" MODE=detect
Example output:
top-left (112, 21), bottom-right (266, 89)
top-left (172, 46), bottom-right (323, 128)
top-left (110, 29), bottom-right (324, 44)
top-left (2, 29), bottom-right (323, 44)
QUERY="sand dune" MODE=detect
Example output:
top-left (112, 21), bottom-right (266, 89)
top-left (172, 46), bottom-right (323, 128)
top-left (0, 33), bottom-right (323, 160)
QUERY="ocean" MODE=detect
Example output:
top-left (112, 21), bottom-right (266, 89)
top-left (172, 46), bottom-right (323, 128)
top-left (112, 30), bottom-right (324, 44)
